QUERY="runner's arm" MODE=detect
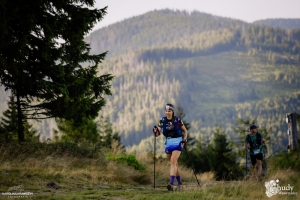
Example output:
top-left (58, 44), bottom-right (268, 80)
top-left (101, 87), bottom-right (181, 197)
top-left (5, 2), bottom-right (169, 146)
top-left (244, 139), bottom-right (249, 150)
top-left (156, 127), bottom-right (162, 137)
top-left (181, 125), bottom-right (188, 140)
top-left (244, 143), bottom-right (248, 150)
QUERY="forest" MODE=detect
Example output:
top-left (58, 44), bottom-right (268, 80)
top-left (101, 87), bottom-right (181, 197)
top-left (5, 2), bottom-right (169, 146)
top-left (1, 9), bottom-right (300, 156)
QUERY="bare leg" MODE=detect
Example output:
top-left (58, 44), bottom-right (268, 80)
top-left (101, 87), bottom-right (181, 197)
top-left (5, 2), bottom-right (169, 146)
top-left (252, 164), bottom-right (257, 180)
top-left (168, 151), bottom-right (181, 176)
top-left (166, 151), bottom-right (182, 191)
top-left (257, 160), bottom-right (262, 180)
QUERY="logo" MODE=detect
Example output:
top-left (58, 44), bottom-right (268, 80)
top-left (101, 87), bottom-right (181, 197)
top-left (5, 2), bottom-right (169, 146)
top-left (166, 122), bottom-right (173, 130)
top-left (265, 179), bottom-right (297, 197)
top-left (1, 185), bottom-right (33, 198)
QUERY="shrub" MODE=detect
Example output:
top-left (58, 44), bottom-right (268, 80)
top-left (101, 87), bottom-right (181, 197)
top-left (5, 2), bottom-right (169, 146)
top-left (107, 153), bottom-right (145, 171)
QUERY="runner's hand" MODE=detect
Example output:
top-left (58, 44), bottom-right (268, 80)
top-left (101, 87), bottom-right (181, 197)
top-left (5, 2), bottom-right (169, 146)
top-left (181, 138), bottom-right (187, 146)
top-left (152, 126), bottom-right (157, 133)
top-left (152, 126), bottom-right (160, 136)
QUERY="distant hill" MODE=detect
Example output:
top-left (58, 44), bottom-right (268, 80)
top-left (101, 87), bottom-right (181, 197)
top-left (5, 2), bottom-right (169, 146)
top-left (1, 10), bottom-right (300, 154)
top-left (85, 9), bottom-right (247, 57)
top-left (253, 18), bottom-right (300, 29)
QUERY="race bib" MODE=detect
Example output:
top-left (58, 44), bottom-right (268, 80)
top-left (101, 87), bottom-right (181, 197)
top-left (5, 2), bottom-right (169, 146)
top-left (253, 149), bottom-right (260, 155)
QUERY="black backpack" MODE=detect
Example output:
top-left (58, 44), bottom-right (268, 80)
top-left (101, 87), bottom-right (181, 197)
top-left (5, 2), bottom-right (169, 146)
top-left (246, 133), bottom-right (262, 149)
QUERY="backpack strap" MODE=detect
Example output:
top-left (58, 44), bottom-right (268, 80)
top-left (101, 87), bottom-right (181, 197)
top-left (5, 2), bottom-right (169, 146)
top-left (159, 117), bottom-right (167, 137)
top-left (246, 134), bottom-right (253, 147)
top-left (174, 116), bottom-right (183, 137)
top-left (175, 116), bottom-right (182, 128)
top-left (256, 133), bottom-right (262, 145)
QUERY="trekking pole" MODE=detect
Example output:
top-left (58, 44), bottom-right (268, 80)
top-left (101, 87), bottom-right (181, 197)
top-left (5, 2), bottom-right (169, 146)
top-left (245, 149), bottom-right (248, 176)
top-left (181, 142), bottom-right (200, 186)
top-left (152, 126), bottom-right (159, 189)
top-left (153, 128), bottom-right (156, 189)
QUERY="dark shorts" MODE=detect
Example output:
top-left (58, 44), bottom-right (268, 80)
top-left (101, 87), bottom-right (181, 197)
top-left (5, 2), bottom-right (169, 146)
top-left (250, 153), bottom-right (263, 165)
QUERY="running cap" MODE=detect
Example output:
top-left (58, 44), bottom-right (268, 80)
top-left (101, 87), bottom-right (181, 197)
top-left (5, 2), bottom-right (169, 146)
top-left (250, 124), bottom-right (259, 130)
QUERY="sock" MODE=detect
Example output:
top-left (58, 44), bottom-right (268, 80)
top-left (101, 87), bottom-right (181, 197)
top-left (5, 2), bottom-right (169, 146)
top-left (176, 176), bottom-right (181, 184)
top-left (170, 176), bottom-right (175, 185)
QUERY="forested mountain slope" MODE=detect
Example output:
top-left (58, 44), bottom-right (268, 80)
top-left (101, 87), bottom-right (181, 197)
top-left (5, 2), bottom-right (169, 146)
top-left (93, 11), bottom-right (300, 150)
top-left (253, 18), bottom-right (300, 29)
top-left (1, 10), bottom-right (300, 153)
top-left (85, 9), bottom-right (247, 57)
top-left (99, 48), bottom-right (300, 148)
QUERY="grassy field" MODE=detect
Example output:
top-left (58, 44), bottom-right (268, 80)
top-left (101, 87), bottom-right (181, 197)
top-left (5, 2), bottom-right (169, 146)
top-left (0, 142), bottom-right (299, 200)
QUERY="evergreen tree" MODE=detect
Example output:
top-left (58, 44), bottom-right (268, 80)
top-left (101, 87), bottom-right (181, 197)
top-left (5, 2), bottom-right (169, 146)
top-left (97, 115), bottom-right (123, 149)
top-left (55, 115), bottom-right (123, 150)
top-left (185, 137), bottom-right (211, 173)
top-left (56, 118), bottom-right (99, 144)
top-left (207, 127), bottom-right (242, 180)
top-left (176, 104), bottom-right (195, 146)
top-left (0, 95), bottom-right (18, 141)
top-left (177, 104), bottom-right (197, 166)
top-left (23, 121), bottom-right (39, 142)
top-left (0, 95), bottom-right (38, 142)
top-left (0, 125), bottom-right (5, 142)
top-left (0, 0), bottom-right (113, 142)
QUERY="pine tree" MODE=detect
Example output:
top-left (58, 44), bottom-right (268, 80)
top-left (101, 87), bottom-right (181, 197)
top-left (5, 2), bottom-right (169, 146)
top-left (0, 95), bottom-right (18, 141)
top-left (0, 0), bottom-right (113, 142)
top-left (56, 118), bottom-right (99, 144)
top-left (177, 104), bottom-right (198, 168)
top-left (55, 115), bottom-right (123, 149)
top-left (97, 115), bottom-right (123, 149)
top-left (23, 122), bottom-right (39, 142)
top-left (184, 137), bottom-right (211, 173)
top-left (176, 104), bottom-right (195, 145)
top-left (0, 95), bottom-right (38, 142)
top-left (0, 126), bottom-right (5, 142)
top-left (207, 127), bottom-right (242, 180)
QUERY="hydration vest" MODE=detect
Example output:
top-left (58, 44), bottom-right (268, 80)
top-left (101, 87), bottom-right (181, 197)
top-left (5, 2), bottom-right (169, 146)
top-left (159, 116), bottom-right (183, 138)
top-left (246, 133), bottom-right (262, 149)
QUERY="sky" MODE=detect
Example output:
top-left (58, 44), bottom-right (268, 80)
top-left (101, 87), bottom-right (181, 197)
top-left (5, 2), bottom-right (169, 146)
top-left (91, 0), bottom-right (300, 32)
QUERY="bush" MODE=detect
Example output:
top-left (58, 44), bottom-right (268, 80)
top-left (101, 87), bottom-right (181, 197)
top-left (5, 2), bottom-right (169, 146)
top-left (107, 153), bottom-right (145, 171)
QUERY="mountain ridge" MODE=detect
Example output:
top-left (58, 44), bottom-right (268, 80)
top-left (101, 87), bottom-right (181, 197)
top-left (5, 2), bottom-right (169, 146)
top-left (86, 9), bottom-right (300, 58)
top-left (85, 9), bottom-right (248, 57)
top-left (253, 18), bottom-right (300, 29)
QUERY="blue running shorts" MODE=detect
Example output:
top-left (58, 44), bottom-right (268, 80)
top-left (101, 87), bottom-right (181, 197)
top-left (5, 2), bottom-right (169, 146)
top-left (164, 137), bottom-right (182, 154)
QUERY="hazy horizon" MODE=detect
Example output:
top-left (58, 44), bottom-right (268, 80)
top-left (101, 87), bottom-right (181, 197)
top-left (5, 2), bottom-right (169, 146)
top-left (90, 0), bottom-right (300, 33)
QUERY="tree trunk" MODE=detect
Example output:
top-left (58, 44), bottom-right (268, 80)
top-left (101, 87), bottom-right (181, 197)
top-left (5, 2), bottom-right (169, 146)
top-left (16, 91), bottom-right (25, 142)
